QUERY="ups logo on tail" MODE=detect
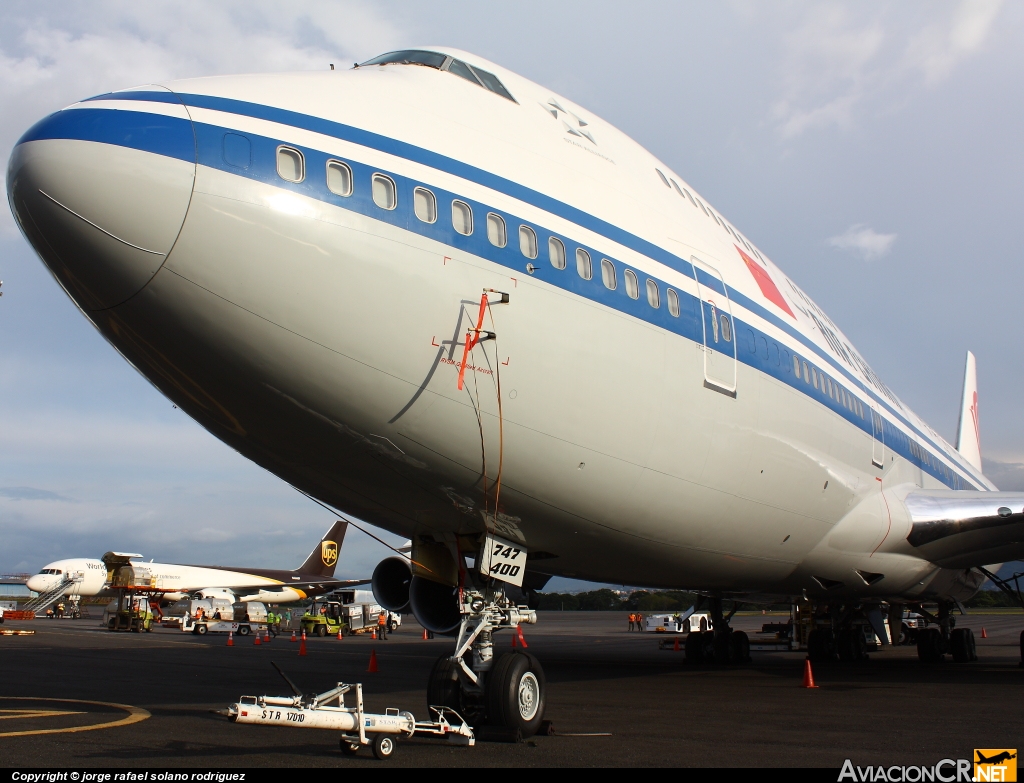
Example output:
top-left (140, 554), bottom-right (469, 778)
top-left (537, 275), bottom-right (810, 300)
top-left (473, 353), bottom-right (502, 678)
top-left (321, 541), bottom-right (339, 567)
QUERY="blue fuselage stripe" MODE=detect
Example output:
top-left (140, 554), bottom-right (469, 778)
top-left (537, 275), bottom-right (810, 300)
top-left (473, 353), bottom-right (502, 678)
top-left (29, 99), bottom-right (981, 489)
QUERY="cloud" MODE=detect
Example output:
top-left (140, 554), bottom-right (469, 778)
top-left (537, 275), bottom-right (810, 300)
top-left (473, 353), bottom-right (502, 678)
top-left (828, 224), bottom-right (896, 260)
top-left (0, 0), bottom-right (403, 235)
top-left (0, 486), bottom-right (73, 502)
top-left (768, 1), bottom-right (1005, 138)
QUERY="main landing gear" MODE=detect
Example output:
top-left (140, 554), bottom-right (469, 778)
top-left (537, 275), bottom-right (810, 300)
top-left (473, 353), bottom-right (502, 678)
top-left (683, 596), bottom-right (751, 665)
top-left (914, 601), bottom-right (977, 664)
top-left (427, 590), bottom-right (545, 737)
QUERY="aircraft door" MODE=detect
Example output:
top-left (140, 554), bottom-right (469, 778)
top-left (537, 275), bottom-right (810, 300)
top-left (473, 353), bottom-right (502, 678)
top-left (870, 404), bottom-right (884, 469)
top-left (692, 257), bottom-right (737, 397)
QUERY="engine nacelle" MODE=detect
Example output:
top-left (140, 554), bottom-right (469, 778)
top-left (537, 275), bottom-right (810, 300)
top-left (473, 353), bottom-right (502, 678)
top-left (408, 576), bottom-right (461, 635)
top-left (371, 557), bottom-right (412, 612)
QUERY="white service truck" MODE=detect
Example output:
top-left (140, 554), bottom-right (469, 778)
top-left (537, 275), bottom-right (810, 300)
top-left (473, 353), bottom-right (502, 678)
top-left (646, 610), bottom-right (713, 634)
top-left (178, 599), bottom-right (269, 636)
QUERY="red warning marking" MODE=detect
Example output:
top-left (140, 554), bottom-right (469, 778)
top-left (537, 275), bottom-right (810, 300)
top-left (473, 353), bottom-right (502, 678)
top-left (444, 256), bottom-right (451, 265)
top-left (501, 357), bottom-right (509, 366)
top-left (510, 277), bottom-right (518, 287)
top-left (431, 336), bottom-right (439, 347)
top-left (735, 245), bottom-right (795, 318)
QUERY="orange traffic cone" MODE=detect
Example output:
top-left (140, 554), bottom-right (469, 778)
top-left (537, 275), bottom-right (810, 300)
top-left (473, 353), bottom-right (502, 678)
top-left (226, 631), bottom-right (234, 647)
top-left (371, 629), bottom-right (377, 640)
top-left (422, 628), bottom-right (429, 641)
top-left (337, 629), bottom-right (343, 640)
top-left (264, 630), bottom-right (271, 643)
top-left (290, 630), bottom-right (297, 643)
top-left (517, 625), bottom-right (528, 649)
top-left (981, 627), bottom-right (988, 639)
top-left (366, 649), bottom-right (378, 673)
top-left (254, 633), bottom-right (261, 646)
top-left (298, 631), bottom-right (307, 657)
top-left (673, 636), bottom-right (680, 652)
top-left (801, 657), bottom-right (818, 688)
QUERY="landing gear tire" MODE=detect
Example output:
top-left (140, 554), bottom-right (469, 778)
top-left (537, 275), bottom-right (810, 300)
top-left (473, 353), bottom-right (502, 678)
top-left (730, 630), bottom-right (751, 663)
top-left (485, 652), bottom-right (546, 738)
top-left (950, 628), bottom-right (977, 663)
top-left (339, 739), bottom-right (359, 756)
top-left (917, 628), bottom-right (944, 663)
top-left (713, 630), bottom-right (733, 664)
top-left (837, 628), bottom-right (866, 662)
top-left (372, 734), bottom-right (395, 760)
top-left (238, 625), bottom-right (250, 636)
top-left (684, 631), bottom-right (704, 664)
top-left (427, 654), bottom-right (478, 723)
top-left (808, 629), bottom-right (836, 662)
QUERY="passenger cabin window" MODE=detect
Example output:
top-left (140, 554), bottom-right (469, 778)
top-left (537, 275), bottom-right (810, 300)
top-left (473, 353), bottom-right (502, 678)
top-left (371, 173), bottom-right (396, 209)
top-left (576, 248), bottom-right (592, 280)
top-left (601, 258), bottom-right (616, 290)
top-left (487, 213), bottom-right (507, 247)
top-left (646, 279), bottom-right (660, 308)
top-left (549, 237), bottom-right (566, 270)
top-left (326, 160), bottom-right (353, 196)
top-left (624, 269), bottom-right (639, 299)
top-left (802, 361), bottom-right (810, 383)
top-left (812, 367), bottom-right (818, 389)
top-left (414, 187), bottom-right (436, 222)
top-left (793, 355), bottom-right (801, 376)
top-left (656, 169), bottom-right (671, 187)
top-left (667, 288), bottom-right (680, 317)
top-left (452, 200), bottom-right (473, 235)
top-left (277, 146), bottom-right (304, 183)
top-left (360, 50), bottom-right (516, 103)
top-left (519, 226), bottom-right (538, 259)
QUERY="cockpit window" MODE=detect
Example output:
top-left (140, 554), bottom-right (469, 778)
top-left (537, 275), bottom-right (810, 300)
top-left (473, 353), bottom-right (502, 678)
top-left (360, 50), bottom-right (516, 103)
top-left (360, 50), bottom-right (448, 69)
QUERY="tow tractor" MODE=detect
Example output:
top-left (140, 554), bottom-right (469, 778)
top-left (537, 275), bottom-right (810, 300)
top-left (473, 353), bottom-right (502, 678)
top-left (181, 599), bottom-right (268, 636)
top-left (226, 663), bottom-right (474, 760)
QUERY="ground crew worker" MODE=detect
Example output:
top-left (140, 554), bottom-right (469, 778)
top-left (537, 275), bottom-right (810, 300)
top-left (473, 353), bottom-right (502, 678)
top-left (628, 613), bottom-right (635, 632)
top-left (636, 612), bottom-right (644, 631)
top-left (377, 610), bottom-right (388, 640)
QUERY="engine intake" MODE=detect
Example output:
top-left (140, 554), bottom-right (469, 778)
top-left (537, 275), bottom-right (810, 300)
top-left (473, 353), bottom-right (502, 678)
top-left (371, 557), bottom-right (412, 612)
top-left (409, 576), bottom-right (461, 635)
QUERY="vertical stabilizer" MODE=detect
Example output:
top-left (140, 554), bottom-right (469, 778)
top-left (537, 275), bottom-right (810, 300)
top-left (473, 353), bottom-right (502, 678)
top-left (956, 351), bottom-right (982, 472)
top-left (297, 520), bottom-right (348, 577)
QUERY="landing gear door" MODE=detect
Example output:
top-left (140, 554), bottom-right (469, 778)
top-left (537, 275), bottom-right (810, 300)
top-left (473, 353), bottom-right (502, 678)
top-left (692, 257), bottom-right (737, 397)
top-left (871, 404), bottom-right (884, 469)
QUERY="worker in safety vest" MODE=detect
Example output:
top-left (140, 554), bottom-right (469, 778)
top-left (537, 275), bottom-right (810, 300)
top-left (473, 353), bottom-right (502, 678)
top-left (636, 612), bottom-right (644, 631)
top-left (377, 610), bottom-right (388, 640)
top-left (628, 613), bottom-right (635, 632)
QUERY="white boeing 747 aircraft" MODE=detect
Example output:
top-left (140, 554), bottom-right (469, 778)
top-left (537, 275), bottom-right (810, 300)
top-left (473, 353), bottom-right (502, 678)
top-left (8, 48), bottom-right (1022, 736)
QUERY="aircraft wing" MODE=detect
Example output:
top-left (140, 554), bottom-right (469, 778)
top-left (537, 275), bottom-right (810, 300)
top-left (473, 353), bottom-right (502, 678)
top-left (224, 578), bottom-right (370, 597)
top-left (904, 490), bottom-right (1024, 569)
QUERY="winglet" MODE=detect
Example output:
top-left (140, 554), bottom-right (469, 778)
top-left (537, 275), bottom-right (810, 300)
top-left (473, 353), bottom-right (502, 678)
top-left (297, 520), bottom-right (348, 577)
top-left (955, 351), bottom-right (982, 472)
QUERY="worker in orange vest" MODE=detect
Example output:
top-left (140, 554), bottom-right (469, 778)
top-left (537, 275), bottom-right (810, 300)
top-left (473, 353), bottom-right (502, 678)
top-left (628, 612), bottom-right (635, 632)
top-left (377, 610), bottom-right (388, 640)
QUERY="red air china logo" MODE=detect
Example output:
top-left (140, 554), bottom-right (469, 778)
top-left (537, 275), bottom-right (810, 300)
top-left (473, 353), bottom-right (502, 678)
top-left (735, 246), bottom-right (795, 318)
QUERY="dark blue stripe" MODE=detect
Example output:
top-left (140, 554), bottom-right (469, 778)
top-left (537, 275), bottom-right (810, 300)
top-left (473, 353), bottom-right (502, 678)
top-left (16, 108), bottom-right (196, 164)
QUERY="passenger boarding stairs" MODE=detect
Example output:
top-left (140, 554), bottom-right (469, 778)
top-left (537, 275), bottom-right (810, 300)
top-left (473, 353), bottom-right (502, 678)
top-left (22, 574), bottom-right (84, 614)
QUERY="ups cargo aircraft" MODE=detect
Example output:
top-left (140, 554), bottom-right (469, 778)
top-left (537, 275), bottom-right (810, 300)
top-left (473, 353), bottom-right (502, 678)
top-left (8, 47), bottom-right (1023, 736)
top-left (26, 522), bottom-right (356, 604)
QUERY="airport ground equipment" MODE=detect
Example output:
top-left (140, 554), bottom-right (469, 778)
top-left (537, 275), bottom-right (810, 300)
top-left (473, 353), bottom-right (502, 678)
top-left (226, 663), bottom-right (474, 759)
top-left (181, 600), bottom-right (268, 636)
top-left (301, 600), bottom-right (348, 637)
top-left (105, 594), bottom-right (154, 632)
top-left (646, 607), bottom-right (711, 634)
top-left (22, 572), bottom-right (83, 615)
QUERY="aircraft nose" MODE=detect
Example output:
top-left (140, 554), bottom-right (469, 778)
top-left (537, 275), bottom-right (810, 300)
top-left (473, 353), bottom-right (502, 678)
top-left (26, 575), bottom-right (47, 593)
top-left (7, 85), bottom-right (196, 310)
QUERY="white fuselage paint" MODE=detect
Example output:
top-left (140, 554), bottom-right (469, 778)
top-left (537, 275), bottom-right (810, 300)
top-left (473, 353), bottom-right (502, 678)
top-left (8, 48), bottom-right (992, 603)
top-left (26, 558), bottom-right (306, 603)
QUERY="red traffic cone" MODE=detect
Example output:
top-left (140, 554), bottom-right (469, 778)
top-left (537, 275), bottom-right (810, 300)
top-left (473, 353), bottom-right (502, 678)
top-left (673, 636), bottom-right (680, 652)
top-left (366, 649), bottom-right (378, 673)
top-left (254, 633), bottom-right (261, 646)
top-left (298, 631), bottom-right (307, 657)
top-left (264, 630), bottom-right (271, 643)
top-left (290, 630), bottom-right (297, 643)
top-left (226, 631), bottom-right (234, 647)
top-left (371, 629), bottom-right (377, 640)
top-left (337, 629), bottom-right (343, 640)
top-left (422, 628), bottom-right (428, 641)
top-left (980, 627), bottom-right (988, 639)
top-left (516, 625), bottom-right (528, 649)
top-left (801, 657), bottom-right (818, 688)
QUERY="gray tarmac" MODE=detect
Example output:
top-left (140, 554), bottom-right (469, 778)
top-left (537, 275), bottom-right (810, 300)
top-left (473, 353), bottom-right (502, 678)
top-left (1, 610), bottom-right (1022, 768)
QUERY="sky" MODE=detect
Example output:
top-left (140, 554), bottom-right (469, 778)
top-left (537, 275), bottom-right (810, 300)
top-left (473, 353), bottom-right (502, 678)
top-left (1, 1), bottom-right (1022, 586)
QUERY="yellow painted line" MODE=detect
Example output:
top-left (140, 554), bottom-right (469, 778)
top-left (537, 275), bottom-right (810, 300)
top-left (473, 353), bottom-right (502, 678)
top-left (0, 710), bottom-right (85, 720)
top-left (0, 697), bottom-right (150, 737)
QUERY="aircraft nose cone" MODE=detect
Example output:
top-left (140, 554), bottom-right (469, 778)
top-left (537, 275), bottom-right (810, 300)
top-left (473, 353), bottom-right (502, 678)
top-left (26, 575), bottom-right (46, 593)
top-left (7, 86), bottom-right (196, 310)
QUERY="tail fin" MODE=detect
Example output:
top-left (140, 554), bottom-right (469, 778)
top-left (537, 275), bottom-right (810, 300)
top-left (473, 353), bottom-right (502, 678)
top-left (297, 520), bottom-right (348, 577)
top-left (956, 351), bottom-right (982, 472)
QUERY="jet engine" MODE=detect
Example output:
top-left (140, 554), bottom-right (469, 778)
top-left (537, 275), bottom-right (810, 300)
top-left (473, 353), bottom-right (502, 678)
top-left (371, 557), bottom-right (412, 612)
top-left (408, 576), bottom-right (461, 634)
